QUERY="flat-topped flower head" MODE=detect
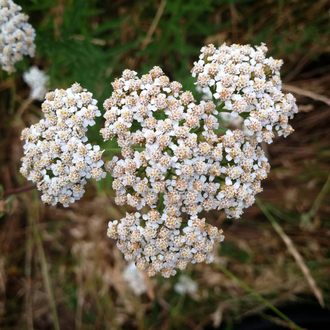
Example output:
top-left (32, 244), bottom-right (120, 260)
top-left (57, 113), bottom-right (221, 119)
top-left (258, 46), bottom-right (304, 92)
top-left (100, 66), bottom-right (275, 277)
top-left (20, 83), bottom-right (106, 207)
top-left (191, 43), bottom-right (298, 143)
top-left (0, 0), bottom-right (36, 73)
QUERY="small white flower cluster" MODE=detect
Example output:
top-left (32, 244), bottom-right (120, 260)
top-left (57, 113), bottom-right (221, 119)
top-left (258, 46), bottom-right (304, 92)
top-left (23, 66), bottom-right (49, 101)
top-left (101, 66), bottom-right (271, 277)
top-left (0, 0), bottom-right (36, 73)
top-left (108, 212), bottom-right (223, 278)
top-left (123, 262), bottom-right (147, 296)
top-left (174, 275), bottom-right (198, 295)
top-left (20, 83), bottom-right (106, 207)
top-left (191, 43), bottom-right (298, 144)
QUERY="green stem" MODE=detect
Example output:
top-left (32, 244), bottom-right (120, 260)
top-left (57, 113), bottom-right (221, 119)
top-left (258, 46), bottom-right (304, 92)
top-left (3, 185), bottom-right (36, 198)
top-left (213, 262), bottom-right (304, 330)
top-left (157, 192), bottom-right (165, 212)
top-left (215, 101), bottom-right (227, 113)
top-left (210, 86), bottom-right (249, 121)
top-left (105, 146), bottom-right (145, 153)
top-left (239, 112), bottom-right (250, 120)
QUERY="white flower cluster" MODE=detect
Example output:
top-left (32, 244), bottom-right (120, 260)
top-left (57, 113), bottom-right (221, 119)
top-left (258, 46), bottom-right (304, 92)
top-left (123, 262), bottom-right (147, 296)
top-left (20, 83), bottom-right (106, 207)
top-left (108, 212), bottom-right (223, 278)
top-left (18, 41), bottom-right (297, 278)
top-left (101, 66), bottom-right (271, 277)
top-left (23, 66), bottom-right (49, 101)
top-left (196, 85), bottom-right (245, 131)
top-left (0, 0), bottom-right (36, 73)
top-left (174, 275), bottom-right (198, 295)
top-left (191, 43), bottom-right (298, 144)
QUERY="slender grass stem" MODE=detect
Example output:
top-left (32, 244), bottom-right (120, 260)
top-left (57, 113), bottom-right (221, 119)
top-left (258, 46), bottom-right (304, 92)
top-left (301, 174), bottom-right (330, 226)
top-left (256, 197), bottom-right (325, 308)
top-left (213, 262), bottom-right (305, 330)
top-left (30, 191), bottom-right (61, 330)
top-left (3, 185), bottom-right (36, 198)
top-left (25, 209), bottom-right (34, 330)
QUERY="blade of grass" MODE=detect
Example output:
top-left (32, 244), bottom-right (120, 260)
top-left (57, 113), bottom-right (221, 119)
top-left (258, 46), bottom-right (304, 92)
top-left (25, 210), bottom-right (34, 330)
top-left (308, 174), bottom-right (330, 217)
top-left (213, 262), bottom-right (305, 330)
top-left (301, 174), bottom-right (330, 227)
top-left (282, 84), bottom-right (330, 106)
top-left (256, 197), bottom-right (325, 308)
top-left (260, 312), bottom-right (305, 330)
top-left (29, 191), bottom-right (61, 330)
top-left (75, 271), bottom-right (83, 330)
top-left (141, 0), bottom-right (167, 50)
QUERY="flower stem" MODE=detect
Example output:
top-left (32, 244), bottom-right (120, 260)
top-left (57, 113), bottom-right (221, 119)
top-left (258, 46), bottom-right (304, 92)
top-left (105, 146), bottom-right (145, 153)
top-left (3, 185), bottom-right (36, 198)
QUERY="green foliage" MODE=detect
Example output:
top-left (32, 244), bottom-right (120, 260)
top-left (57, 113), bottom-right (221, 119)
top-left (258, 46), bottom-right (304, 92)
top-left (220, 241), bottom-right (252, 263)
top-left (14, 0), bottom-right (329, 101)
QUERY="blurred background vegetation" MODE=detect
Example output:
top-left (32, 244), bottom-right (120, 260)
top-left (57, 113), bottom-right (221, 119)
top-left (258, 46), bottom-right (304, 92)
top-left (1, 0), bottom-right (330, 329)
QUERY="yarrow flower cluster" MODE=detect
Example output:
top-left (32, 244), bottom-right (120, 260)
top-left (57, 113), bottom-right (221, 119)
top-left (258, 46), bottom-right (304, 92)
top-left (20, 83), bottom-right (106, 207)
top-left (19, 42), bottom-right (298, 278)
top-left (100, 66), bottom-right (273, 277)
top-left (23, 66), bottom-right (49, 101)
top-left (0, 0), bottom-right (36, 73)
top-left (191, 43), bottom-right (298, 143)
top-left (196, 86), bottom-right (246, 131)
